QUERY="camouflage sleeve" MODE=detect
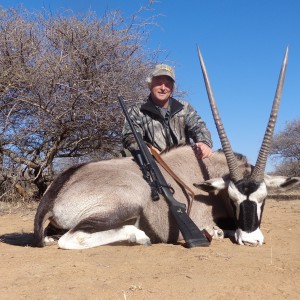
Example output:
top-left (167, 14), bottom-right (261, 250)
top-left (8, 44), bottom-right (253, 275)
top-left (122, 104), bottom-right (144, 152)
top-left (185, 103), bottom-right (213, 148)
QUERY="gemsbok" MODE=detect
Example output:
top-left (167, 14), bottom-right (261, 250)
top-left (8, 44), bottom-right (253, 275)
top-left (33, 46), bottom-right (299, 249)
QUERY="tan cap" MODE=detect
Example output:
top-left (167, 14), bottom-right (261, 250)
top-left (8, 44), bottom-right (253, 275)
top-left (151, 64), bottom-right (175, 81)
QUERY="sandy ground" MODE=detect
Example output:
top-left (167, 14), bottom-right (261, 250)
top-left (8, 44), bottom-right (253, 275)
top-left (0, 198), bottom-right (299, 300)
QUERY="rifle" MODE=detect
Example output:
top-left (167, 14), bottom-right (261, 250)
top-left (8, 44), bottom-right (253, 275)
top-left (118, 96), bottom-right (210, 248)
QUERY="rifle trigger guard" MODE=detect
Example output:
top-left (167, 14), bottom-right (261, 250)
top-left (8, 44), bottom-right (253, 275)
top-left (160, 183), bottom-right (174, 194)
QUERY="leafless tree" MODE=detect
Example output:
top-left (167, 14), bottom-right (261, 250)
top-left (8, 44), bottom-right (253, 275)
top-left (0, 7), bottom-right (161, 198)
top-left (270, 118), bottom-right (300, 176)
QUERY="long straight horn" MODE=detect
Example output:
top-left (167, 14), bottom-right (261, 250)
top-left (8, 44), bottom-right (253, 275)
top-left (197, 45), bottom-right (242, 183)
top-left (250, 47), bottom-right (289, 182)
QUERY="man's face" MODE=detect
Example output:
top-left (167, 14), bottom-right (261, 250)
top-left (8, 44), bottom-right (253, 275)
top-left (150, 75), bottom-right (174, 106)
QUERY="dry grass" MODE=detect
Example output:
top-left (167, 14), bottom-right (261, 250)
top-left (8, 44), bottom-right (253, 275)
top-left (268, 188), bottom-right (300, 200)
top-left (0, 200), bottom-right (38, 216)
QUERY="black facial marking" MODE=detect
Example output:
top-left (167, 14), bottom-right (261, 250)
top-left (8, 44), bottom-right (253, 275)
top-left (235, 179), bottom-right (260, 196)
top-left (238, 200), bottom-right (259, 232)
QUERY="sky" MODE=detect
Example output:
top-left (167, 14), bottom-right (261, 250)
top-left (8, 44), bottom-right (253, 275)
top-left (1, 0), bottom-right (299, 171)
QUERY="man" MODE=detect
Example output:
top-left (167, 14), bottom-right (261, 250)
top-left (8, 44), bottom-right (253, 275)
top-left (122, 64), bottom-right (213, 159)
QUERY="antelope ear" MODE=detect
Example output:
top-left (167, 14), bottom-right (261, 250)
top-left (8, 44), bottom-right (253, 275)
top-left (264, 175), bottom-right (300, 190)
top-left (194, 178), bottom-right (227, 192)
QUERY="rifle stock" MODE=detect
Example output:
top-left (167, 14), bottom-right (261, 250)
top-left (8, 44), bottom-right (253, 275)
top-left (118, 96), bottom-right (210, 248)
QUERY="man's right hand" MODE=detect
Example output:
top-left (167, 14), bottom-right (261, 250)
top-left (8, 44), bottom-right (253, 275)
top-left (194, 142), bottom-right (212, 159)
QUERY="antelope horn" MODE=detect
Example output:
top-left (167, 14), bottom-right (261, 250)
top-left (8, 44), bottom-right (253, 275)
top-left (250, 46), bottom-right (289, 182)
top-left (197, 45), bottom-right (243, 183)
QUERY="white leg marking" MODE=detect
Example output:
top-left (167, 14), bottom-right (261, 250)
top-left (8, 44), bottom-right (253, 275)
top-left (58, 225), bottom-right (151, 250)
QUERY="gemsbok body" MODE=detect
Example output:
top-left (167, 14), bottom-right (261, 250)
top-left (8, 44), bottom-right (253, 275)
top-left (34, 47), bottom-right (299, 249)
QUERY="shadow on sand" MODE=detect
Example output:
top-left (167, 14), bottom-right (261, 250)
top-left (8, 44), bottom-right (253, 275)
top-left (0, 232), bottom-right (34, 247)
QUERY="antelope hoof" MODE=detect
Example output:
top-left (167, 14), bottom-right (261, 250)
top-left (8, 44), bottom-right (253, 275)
top-left (44, 236), bottom-right (57, 245)
top-left (205, 226), bottom-right (224, 240)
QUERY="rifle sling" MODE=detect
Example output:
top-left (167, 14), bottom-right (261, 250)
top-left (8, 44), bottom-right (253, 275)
top-left (149, 145), bottom-right (195, 216)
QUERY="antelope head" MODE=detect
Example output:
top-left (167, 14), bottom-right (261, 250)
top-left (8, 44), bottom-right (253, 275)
top-left (194, 46), bottom-right (295, 246)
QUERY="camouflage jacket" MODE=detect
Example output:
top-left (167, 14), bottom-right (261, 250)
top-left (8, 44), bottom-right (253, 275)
top-left (122, 96), bottom-right (213, 153)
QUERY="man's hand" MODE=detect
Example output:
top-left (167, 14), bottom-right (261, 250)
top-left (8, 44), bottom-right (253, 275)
top-left (193, 142), bottom-right (212, 159)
